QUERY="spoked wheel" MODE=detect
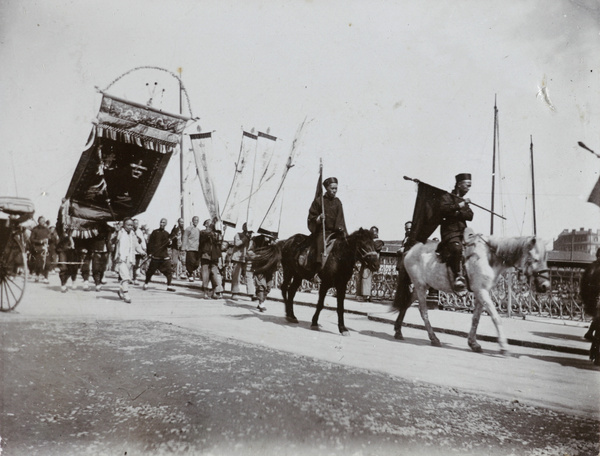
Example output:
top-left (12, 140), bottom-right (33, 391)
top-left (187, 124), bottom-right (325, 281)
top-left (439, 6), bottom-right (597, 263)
top-left (0, 233), bottom-right (27, 311)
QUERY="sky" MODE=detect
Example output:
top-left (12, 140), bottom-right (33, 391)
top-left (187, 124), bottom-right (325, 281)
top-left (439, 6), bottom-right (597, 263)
top-left (0, 0), bottom-right (599, 243)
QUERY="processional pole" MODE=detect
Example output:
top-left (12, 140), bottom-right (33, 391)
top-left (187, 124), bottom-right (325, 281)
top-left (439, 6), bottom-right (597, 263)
top-left (320, 158), bottom-right (327, 264)
top-left (178, 67), bottom-right (185, 222)
top-left (490, 95), bottom-right (498, 235)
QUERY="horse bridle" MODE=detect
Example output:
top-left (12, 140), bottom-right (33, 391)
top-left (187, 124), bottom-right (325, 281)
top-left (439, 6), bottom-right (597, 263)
top-left (477, 234), bottom-right (550, 283)
top-left (358, 246), bottom-right (379, 267)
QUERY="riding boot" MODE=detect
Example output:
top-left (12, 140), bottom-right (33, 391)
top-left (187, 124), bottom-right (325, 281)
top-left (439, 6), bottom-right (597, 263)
top-left (452, 257), bottom-right (466, 292)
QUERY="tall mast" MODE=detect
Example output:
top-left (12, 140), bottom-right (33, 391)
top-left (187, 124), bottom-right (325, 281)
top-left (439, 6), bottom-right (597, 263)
top-left (490, 95), bottom-right (498, 235)
top-left (530, 135), bottom-right (537, 235)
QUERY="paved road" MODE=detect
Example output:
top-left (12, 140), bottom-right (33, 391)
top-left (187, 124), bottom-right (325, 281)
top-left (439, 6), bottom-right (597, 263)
top-left (0, 279), bottom-right (598, 455)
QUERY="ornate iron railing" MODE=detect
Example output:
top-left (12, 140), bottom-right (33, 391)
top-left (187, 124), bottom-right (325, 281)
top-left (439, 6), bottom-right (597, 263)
top-left (232, 252), bottom-right (590, 322)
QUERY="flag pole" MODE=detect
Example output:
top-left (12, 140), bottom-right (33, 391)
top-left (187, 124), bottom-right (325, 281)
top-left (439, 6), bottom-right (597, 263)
top-left (320, 158), bottom-right (326, 264)
top-left (403, 176), bottom-right (506, 220)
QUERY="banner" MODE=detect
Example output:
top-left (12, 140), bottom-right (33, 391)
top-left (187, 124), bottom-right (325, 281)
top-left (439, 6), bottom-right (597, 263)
top-left (246, 131), bottom-right (279, 232)
top-left (588, 176), bottom-right (600, 209)
top-left (190, 132), bottom-right (221, 223)
top-left (258, 118), bottom-right (310, 237)
top-left (221, 131), bottom-right (257, 228)
top-left (409, 182), bottom-right (448, 244)
top-left (62, 92), bottom-right (189, 237)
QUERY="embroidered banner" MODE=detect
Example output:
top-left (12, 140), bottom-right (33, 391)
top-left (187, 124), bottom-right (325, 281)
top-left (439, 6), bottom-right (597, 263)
top-left (258, 119), bottom-right (310, 237)
top-left (189, 132), bottom-right (221, 223)
top-left (62, 92), bottom-right (189, 236)
top-left (221, 131), bottom-right (257, 228)
top-left (246, 131), bottom-right (279, 232)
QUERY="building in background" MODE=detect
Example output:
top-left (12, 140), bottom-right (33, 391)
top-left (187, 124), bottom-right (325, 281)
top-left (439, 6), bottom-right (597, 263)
top-left (549, 228), bottom-right (599, 265)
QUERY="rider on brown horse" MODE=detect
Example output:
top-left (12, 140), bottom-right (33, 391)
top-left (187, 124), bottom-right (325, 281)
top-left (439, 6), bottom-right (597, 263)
top-left (306, 177), bottom-right (347, 267)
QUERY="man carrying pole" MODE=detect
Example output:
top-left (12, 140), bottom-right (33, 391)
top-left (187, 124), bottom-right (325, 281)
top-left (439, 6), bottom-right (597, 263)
top-left (307, 161), bottom-right (347, 267)
top-left (404, 174), bottom-right (505, 293)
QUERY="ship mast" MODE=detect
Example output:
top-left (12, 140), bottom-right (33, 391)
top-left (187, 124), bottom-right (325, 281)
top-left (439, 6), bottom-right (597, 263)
top-left (490, 95), bottom-right (498, 235)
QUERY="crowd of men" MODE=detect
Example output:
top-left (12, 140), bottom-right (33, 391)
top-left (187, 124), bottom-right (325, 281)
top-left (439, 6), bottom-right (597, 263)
top-left (21, 213), bottom-right (277, 309)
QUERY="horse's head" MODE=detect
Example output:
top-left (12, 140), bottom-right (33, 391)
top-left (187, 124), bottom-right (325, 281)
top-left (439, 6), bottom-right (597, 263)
top-left (353, 228), bottom-right (381, 272)
top-left (520, 237), bottom-right (551, 293)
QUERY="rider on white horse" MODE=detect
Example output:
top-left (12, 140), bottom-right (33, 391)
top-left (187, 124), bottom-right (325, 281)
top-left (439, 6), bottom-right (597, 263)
top-left (438, 173), bottom-right (473, 293)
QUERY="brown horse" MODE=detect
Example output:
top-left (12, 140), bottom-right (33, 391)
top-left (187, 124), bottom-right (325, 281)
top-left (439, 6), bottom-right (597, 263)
top-left (580, 259), bottom-right (600, 365)
top-left (252, 228), bottom-right (380, 335)
top-left (394, 234), bottom-right (551, 353)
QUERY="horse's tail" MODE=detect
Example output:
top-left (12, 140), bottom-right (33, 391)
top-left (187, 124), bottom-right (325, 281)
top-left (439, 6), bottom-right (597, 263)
top-left (252, 241), bottom-right (283, 275)
top-left (392, 252), bottom-right (412, 312)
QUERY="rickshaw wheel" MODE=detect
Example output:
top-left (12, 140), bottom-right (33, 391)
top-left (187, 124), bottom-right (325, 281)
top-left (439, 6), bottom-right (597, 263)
top-left (0, 233), bottom-right (27, 311)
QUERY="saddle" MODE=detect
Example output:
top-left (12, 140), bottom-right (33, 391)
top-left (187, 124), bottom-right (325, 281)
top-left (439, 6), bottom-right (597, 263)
top-left (298, 232), bottom-right (339, 269)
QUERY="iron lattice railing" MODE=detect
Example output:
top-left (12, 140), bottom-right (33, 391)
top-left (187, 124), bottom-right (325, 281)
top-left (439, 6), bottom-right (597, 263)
top-left (227, 252), bottom-right (590, 322)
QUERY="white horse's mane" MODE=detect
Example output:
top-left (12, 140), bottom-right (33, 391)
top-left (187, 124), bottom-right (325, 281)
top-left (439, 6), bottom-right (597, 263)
top-left (485, 235), bottom-right (536, 267)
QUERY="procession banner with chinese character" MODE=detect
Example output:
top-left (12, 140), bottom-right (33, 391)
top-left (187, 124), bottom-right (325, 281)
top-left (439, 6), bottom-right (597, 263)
top-left (189, 132), bottom-right (221, 223)
top-left (221, 131), bottom-right (257, 229)
top-left (246, 131), bottom-right (279, 232)
top-left (62, 92), bottom-right (189, 237)
top-left (258, 118), bottom-right (310, 237)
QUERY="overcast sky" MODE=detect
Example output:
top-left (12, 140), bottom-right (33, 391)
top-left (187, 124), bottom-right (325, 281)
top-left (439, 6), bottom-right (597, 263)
top-left (1, 0), bottom-right (599, 242)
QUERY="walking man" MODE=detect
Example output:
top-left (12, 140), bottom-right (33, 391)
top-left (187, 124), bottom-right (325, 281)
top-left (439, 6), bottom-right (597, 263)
top-left (114, 217), bottom-right (144, 303)
top-left (28, 216), bottom-right (51, 283)
top-left (182, 216), bottom-right (201, 281)
top-left (170, 217), bottom-right (185, 279)
top-left (143, 218), bottom-right (176, 292)
top-left (230, 223), bottom-right (254, 300)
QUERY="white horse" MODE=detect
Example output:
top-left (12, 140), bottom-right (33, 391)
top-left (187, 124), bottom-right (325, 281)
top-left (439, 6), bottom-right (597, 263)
top-left (393, 232), bottom-right (551, 353)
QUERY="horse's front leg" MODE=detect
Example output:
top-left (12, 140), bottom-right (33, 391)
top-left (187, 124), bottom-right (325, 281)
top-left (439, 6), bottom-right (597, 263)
top-left (415, 286), bottom-right (440, 346)
top-left (467, 300), bottom-right (484, 353)
top-left (285, 276), bottom-right (301, 324)
top-left (474, 289), bottom-right (509, 354)
top-left (335, 284), bottom-right (349, 336)
top-left (311, 284), bottom-right (329, 330)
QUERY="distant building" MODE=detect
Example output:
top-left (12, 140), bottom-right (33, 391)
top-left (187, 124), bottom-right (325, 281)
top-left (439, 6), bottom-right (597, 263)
top-left (549, 228), bottom-right (599, 265)
top-left (380, 240), bottom-right (403, 254)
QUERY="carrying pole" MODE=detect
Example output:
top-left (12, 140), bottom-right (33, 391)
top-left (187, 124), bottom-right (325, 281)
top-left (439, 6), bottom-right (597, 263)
top-left (178, 67), bottom-right (185, 223)
top-left (403, 176), bottom-right (506, 220)
top-left (320, 159), bottom-right (327, 264)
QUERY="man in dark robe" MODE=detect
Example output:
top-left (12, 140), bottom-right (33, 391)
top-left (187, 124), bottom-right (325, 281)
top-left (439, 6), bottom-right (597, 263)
top-left (438, 173), bottom-right (473, 292)
top-left (28, 216), bottom-right (51, 283)
top-left (143, 218), bottom-right (175, 292)
top-left (307, 176), bottom-right (347, 265)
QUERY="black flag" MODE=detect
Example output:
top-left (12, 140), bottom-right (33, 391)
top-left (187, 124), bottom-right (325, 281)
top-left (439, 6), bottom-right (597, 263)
top-left (409, 182), bottom-right (447, 244)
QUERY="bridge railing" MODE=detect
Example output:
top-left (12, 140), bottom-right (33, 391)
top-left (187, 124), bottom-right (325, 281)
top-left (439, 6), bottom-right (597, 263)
top-left (231, 252), bottom-right (589, 322)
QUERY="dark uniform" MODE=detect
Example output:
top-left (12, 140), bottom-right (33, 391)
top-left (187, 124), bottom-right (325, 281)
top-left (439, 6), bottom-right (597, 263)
top-left (144, 223), bottom-right (174, 290)
top-left (307, 177), bottom-right (347, 264)
top-left (198, 222), bottom-right (223, 298)
top-left (249, 234), bottom-right (275, 311)
top-left (28, 220), bottom-right (51, 280)
top-left (439, 173), bottom-right (473, 291)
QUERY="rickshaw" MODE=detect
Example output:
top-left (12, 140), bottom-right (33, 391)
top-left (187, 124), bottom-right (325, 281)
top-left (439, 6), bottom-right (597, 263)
top-left (0, 196), bottom-right (35, 311)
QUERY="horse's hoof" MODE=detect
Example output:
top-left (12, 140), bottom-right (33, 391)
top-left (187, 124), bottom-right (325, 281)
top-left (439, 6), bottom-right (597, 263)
top-left (311, 324), bottom-right (320, 331)
top-left (285, 316), bottom-right (299, 324)
top-left (431, 339), bottom-right (442, 347)
top-left (469, 342), bottom-right (483, 353)
top-left (340, 330), bottom-right (350, 337)
top-left (394, 332), bottom-right (404, 340)
top-left (499, 349), bottom-right (509, 356)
